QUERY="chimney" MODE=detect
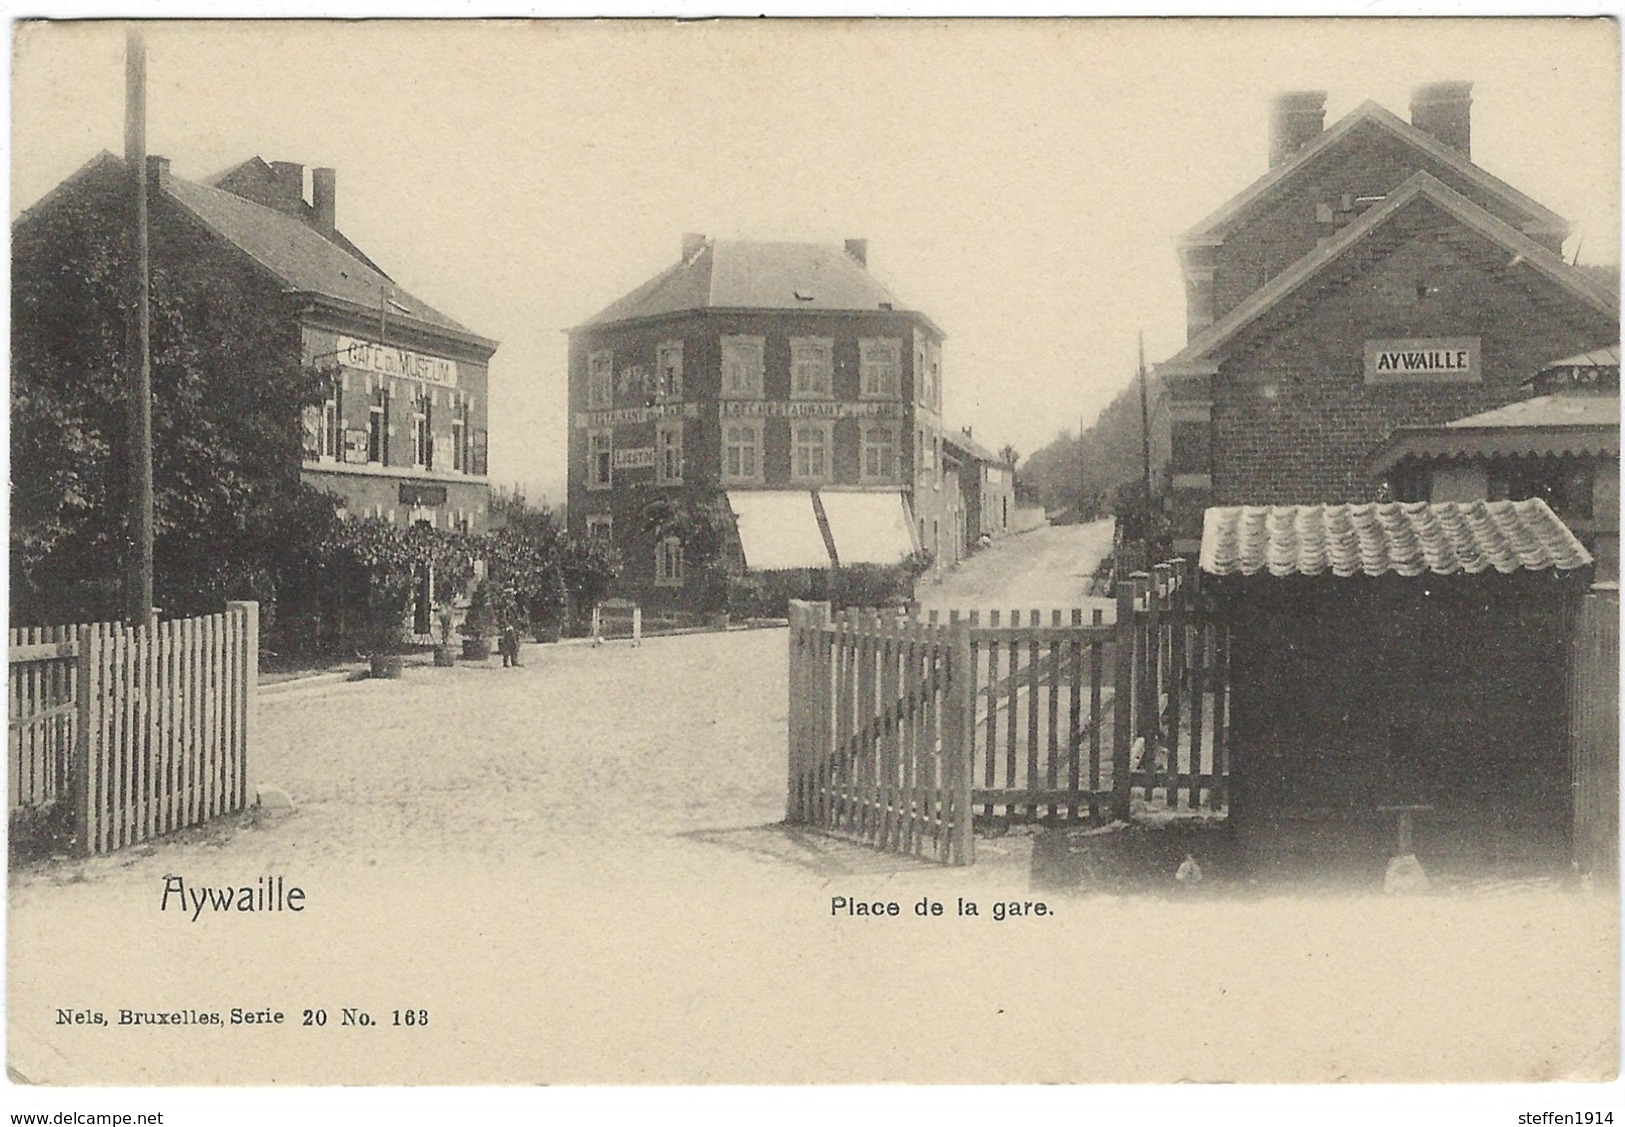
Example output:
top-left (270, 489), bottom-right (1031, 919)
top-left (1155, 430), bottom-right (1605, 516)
top-left (1410, 81), bottom-right (1472, 158)
top-left (1268, 90), bottom-right (1327, 167)
top-left (145, 155), bottom-right (170, 191)
top-left (681, 232), bottom-right (706, 260)
top-left (270, 160), bottom-right (305, 204)
top-left (844, 238), bottom-right (869, 267)
top-left (312, 167), bottom-right (337, 233)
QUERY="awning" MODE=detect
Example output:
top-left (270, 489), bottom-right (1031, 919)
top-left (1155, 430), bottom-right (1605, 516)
top-left (819, 491), bottom-right (918, 566)
top-left (727, 491), bottom-right (832, 570)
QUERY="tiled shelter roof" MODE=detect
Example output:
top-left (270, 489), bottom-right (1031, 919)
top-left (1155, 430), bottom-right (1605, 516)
top-left (1200, 499), bottom-right (1593, 578)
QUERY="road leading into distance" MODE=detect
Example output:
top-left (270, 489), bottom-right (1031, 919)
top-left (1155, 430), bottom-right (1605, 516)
top-left (916, 518), bottom-right (1116, 618)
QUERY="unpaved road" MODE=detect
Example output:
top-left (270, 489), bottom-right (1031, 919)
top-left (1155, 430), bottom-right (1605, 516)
top-left (917, 519), bottom-right (1115, 618)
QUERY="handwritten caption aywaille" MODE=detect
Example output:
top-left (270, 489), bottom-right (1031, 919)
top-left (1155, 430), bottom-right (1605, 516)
top-left (829, 896), bottom-right (1051, 922)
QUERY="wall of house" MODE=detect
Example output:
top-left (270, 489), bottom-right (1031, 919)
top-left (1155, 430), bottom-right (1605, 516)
top-left (299, 321), bottom-right (492, 532)
top-left (1207, 211), bottom-right (1617, 509)
top-left (1222, 573), bottom-right (1578, 865)
top-left (566, 308), bottom-right (941, 610)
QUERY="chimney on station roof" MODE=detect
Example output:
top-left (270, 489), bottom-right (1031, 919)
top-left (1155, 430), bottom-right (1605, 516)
top-left (844, 238), bottom-right (869, 267)
top-left (270, 160), bottom-right (305, 205)
top-left (312, 167), bottom-right (336, 233)
top-left (1268, 91), bottom-right (1328, 168)
top-left (1410, 81), bottom-right (1473, 158)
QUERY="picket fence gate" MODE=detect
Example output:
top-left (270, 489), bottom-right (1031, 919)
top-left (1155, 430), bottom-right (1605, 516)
top-left (8, 602), bottom-right (258, 855)
top-left (786, 561), bottom-right (1231, 865)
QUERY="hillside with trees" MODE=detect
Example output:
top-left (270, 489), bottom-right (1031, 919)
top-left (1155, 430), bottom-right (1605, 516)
top-left (1018, 371), bottom-right (1169, 523)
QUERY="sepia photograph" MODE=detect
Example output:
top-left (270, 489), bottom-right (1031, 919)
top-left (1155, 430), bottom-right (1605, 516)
top-left (5, 11), bottom-right (1620, 1119)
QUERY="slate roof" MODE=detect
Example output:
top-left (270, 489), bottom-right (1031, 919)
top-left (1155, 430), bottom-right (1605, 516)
top-left (1179, 100), bottom-right (1570, 247)
top-left (1368, 393), bottom-right (1620, 473)
top-left (20, 151), bottom-right (492, 351)
top-left (580, 239), bottom-right (938, 333)
top-left (942, 429), bottom-right (1004, 466)
top-left (1199, 500), bottom-right (1593, 578)
top-left (1541, 345), bottom-right (1621, 371)
top-left (162, 173), bottom-right (481, 341)
top-left (1160, 172), bottom-right (1618, 377)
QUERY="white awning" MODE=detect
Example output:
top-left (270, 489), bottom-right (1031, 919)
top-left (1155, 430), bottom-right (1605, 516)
top-left (727, 491), bottom-right (832, 570)
top-left (819, 491), bottom-right (917, 566)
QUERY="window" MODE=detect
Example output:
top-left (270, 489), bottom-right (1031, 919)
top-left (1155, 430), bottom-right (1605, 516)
top-left (368, 387), bottom-right (390, 465)
top-left (790, 337), bottom-right (834, 398)
top-left (588, 349), bottom-right (614, 410)
top-left (587, 428), bottom-right (613, 491)
top-left (861, 423), bottom-right (898, 482)
top-left (859, 338), bottom-right (901, 399)
top-left (655, 537), bottom-right (684, 587)
top-left (917, 427), bottom-right (937, 474)
top-left (656, 341), bottom-right (684, 400)
top-left (306, 378), bottom-right (343, 461)
top-left (451, 394), bottom-right (469, 473)
top-left (792, 421), bottom-right (832, 483)
top-left (656, 420), bottom-right (684, 485)
top-left (470, 429), bottom-right (488, 476)
top-left (412, 391), bottom-right (433, 469)
top-left (586, 514), bottom-right (613, 541)
top-left (724, 420), bottom-right (764, 483)
top-left (721, 336), bottom-right (765, 398)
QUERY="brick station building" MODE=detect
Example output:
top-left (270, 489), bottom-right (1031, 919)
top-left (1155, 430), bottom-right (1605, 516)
top-left (1156, 83), bottom-right (1618, 557)
top-left (566, 236), bottom-right (950, 611)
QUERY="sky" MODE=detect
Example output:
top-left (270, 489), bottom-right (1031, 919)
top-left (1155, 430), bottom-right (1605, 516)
top-left (10, 18), bottom-right (1620, 504)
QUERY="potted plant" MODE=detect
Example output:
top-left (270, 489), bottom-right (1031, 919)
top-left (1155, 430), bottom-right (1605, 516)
top-left (433, 604), bottom-right (458, 667)
top-left (461, 580), bottom-right (495, 661)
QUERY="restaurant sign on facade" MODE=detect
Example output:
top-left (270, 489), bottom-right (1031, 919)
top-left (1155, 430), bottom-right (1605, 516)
top-left (1364, 337), bottom-right (1480, 384)
top-left (718, 400), bottom-right (904, 419)
top-left (574, 402), bottom-right (699, 428)
top-left (335, 335), bottom-right (459, 388)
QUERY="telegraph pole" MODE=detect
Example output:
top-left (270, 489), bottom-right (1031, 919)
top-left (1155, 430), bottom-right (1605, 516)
top-left (125, 27), bottom-right (154, 624)
top-left (1138, 331), bottom-right (1153, 559)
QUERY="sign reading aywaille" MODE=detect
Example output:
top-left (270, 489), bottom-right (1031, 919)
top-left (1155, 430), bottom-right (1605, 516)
top-left (334, 335), bottom-right (459, 388)
top-left (1364, 336), bottom-right (1481, 384)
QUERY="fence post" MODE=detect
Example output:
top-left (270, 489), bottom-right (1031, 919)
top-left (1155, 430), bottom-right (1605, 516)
top-left (1112, 580), bottom-right (1135, 821)
top-left (226, 601), bottom-right (258, 812)
top-left (73, 623), bottom-right (94, 856)
top-left (786, 602), bottom-right (805, 822)
top-left (947, 614), bottom-right (975, 865)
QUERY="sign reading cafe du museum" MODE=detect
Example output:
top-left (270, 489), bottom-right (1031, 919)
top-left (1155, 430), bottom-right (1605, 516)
top-left (1364, 337), bottom-right (1481, 384)
top-left (335, 335), bottom-right (459, 388)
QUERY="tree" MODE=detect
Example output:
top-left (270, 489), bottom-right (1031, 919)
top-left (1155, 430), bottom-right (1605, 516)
top-left (11, 156), bottom-right (338, 625)
top-left (999, 443), bottom-right (1019, 469)
top-left (636, 486), bottom-right (737, 612)
top-left (488, 488), bottom-right (620, 630)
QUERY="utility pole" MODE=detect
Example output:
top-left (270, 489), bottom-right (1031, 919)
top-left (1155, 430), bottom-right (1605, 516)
top-left (1138, 331), bottom-right (1154, 561)
top-left (125, 27), bottom-right (154, 625)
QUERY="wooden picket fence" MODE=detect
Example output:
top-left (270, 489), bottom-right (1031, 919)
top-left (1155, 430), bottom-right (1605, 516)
top-left (8, 625), bottom-right (80, 812)
top-left (1569, 586), bottom-right (1618, 880)
top-left (8, 602), bottom-right (258, 855)
top-left (786, 561), bottom-right (1231, 865)
top-left (785, 602), bottom-right (975, 865)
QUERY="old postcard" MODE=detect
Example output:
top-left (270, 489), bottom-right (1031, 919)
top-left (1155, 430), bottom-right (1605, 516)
top-left (6, 13), bottom-right (1620, 1119)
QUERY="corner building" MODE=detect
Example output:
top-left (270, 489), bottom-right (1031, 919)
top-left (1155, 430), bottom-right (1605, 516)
top-left (567, 236), bottom-right (949, 612)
